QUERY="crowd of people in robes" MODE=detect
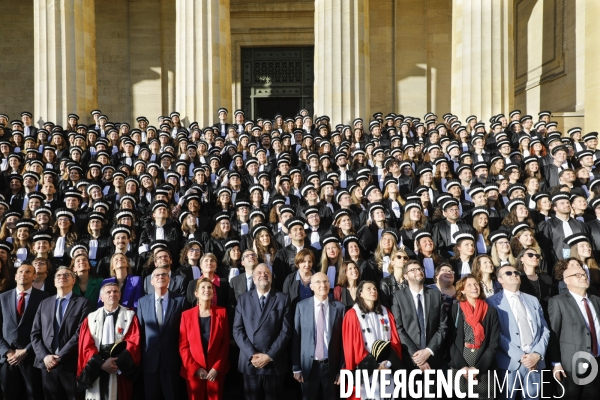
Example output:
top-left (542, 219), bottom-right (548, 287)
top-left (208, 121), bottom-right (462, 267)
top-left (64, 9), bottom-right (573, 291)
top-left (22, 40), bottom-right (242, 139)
top-left (1, 106), bottom-right (600, 400)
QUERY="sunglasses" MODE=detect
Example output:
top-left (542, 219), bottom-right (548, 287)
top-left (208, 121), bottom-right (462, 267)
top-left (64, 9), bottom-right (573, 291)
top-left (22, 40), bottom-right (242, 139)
top-left (502, 271), bottom-right (520, 277)
top-left (396, 255), bottom-right (409, 261)
top-left (524, 253), bottom-right (541, 259)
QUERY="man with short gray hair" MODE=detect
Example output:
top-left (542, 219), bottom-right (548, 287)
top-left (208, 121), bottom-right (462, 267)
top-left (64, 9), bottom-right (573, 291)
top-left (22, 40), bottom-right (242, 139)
top-left (31, 266), bottom-right (91, 400)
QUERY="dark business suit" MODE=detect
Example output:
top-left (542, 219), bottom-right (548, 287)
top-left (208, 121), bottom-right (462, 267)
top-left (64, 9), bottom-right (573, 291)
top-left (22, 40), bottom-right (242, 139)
top-left (30, 293), bottom-right (91, 400)
top-left (137, 291), bottom-right (186, 400)
top-left (548, 291), bottom-right (600, 399)
top-left (391, 286), bottom-right (448, 371)
top-left (292, 297), bottom-right (345, 400)
top-left (0, 288), bottom-right (50, 400)
top-left (232, 289), bottom-right (292, 400)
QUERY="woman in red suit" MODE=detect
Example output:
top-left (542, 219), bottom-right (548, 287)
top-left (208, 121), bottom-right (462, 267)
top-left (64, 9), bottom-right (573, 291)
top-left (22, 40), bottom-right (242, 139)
top-left (342, 280), bottom-right (403, 399)
top-left (179, 277), bottom-right (230, 400)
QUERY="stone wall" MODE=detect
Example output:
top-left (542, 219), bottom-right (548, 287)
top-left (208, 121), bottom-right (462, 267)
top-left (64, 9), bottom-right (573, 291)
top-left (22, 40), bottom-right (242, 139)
top-left (0, 0), bottom-right (34, 122)
top-left (514, 0), bottom-right (584, 132)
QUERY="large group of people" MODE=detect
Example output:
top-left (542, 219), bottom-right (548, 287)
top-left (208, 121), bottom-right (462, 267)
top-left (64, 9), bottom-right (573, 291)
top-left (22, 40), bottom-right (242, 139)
top-left (0, 106), bottom-right (599, 400)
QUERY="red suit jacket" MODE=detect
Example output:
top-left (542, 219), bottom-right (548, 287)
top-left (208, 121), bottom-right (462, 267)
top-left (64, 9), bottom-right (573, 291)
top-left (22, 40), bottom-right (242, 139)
top-left (179, 305), bottom-right (230, 381)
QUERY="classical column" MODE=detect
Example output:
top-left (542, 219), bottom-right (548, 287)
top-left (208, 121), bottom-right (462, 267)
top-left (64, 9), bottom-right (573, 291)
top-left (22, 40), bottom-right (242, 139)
top-left (176, 0), bottom-right (232, 127)
top-left (585, 0), bottom-right (600, 132)
top-left (450, 0), bottom-right (514, 122)
top-left (34, 0), bottom-right (97, 126)
top-left (314, 0), bottom-right (370, 125)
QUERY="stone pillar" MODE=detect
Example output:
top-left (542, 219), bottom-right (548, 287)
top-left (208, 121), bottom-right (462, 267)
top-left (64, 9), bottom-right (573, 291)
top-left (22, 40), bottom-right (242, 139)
top-left (34, 0), bottom-right (97, 126)
top-left (176, 0), bottom-right (232, 127)
top-left (585, 0), bottom-right (600, 132)
top-left (314, 0), bottom-right (370, 125)
top-left (450, 0), bottom-right (513, 122)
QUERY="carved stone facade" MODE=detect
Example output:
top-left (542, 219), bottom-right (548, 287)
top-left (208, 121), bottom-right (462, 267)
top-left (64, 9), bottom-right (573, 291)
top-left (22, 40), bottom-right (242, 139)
top-left (0, 0), bottom-right (594, 131)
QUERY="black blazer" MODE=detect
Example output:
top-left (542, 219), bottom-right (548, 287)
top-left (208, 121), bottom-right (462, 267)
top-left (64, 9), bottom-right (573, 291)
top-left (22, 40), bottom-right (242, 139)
top-left (232, 290), bottom-right (292, 376)
top-left (282, 271), bottom-right (314, 316)
top-left (447, 302), bottom-right (499, 373)
top-left (391, 286), bottom-right (449, 369)
top-left (30, 294), bottom-right (91, 372)
top-left (0, 288), bottom-right (50, 364)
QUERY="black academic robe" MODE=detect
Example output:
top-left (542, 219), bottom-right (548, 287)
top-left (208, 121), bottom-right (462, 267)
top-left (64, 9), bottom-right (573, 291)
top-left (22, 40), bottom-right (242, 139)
top-left (431, 220), bottom-right (475, 259)
top-left (537, 216), bottom-right (591, 274)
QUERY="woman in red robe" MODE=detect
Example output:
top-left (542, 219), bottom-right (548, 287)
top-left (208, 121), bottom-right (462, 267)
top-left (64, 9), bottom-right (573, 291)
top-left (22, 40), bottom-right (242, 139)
top-left (342, 280), bottom-right (402, 399)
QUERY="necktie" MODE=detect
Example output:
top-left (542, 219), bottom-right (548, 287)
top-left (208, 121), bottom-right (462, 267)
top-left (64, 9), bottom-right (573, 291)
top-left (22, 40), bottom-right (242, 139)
top-left (584, 298), bottom-right (598, 356)
top-left (417, 294), bottom-right (426, 349)
top-left (249, 277), bottom-right (255, 291)
top-left (513, 294), bottom-right (533, 350)
top-left (56, 297), bottom-right (65, 326)
top-left (260, 295), bottom-right (266, 312)
top-left (17, 292), bottom-right (26, 322)
top-left (315, 303), bottom-right (326, 360)
top-left (157, 297), bottom-right (164, 328)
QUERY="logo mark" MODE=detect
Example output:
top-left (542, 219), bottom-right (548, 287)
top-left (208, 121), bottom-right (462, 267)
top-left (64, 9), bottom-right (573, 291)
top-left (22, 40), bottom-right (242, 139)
top-left (571, 351), bottom-right (598, 385)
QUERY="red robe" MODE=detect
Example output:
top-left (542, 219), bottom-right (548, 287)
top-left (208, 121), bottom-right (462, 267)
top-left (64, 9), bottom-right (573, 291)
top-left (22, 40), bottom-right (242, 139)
top-left (77, 314), bottom-right (142, 400)
top-left (342, 308), bottom-right (402, 399)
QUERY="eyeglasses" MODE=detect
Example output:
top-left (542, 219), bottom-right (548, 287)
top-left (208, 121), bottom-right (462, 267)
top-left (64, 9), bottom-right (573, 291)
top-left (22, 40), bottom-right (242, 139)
top-left (396, 255), bottom-right (409, 261)
top-left (156, 255), bottom-right (170, 260)
top-left (55, 273), bottom-right (72, 279)
top-left (497, 241), bottom-right (510, 246)
top-left (502, 271), bottom-right (520, 277)
top-left (244, 253), bottom-right (257, 259)
top-left (188, 248), bottom-right (201, 253)
top-left (565, 273), bottom-right (588, 280)
top-left (439, 269), bottom-right (455, 274)
top-left (152, 273), bottom-right (168, 278)
top-left (407, 267), bottom-right (424, 274)
top-left (524, 253), bottom-right (541, 259)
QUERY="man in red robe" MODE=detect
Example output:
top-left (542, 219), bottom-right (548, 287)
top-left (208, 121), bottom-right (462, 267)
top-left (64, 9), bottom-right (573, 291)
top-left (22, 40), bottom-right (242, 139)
top-left (77, 282), bottom-right (141, 400)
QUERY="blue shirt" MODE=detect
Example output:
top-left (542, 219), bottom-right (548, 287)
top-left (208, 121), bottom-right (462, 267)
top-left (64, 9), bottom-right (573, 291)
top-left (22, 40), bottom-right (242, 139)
top-left (56, 291), bottom-right (73, 321)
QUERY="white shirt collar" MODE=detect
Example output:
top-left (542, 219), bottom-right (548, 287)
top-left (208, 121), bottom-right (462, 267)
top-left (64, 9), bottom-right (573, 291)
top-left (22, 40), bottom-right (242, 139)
top-left (16, 287), bottom-right (33, 296)
top-left (155, 291), bottom-right (169, 303)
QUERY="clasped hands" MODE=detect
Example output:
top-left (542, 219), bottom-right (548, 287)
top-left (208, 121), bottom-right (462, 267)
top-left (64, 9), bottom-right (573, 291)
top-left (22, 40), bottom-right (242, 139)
top-left (6, 349), bottom-right (28, 366)
top-left (195, 367), bottom-right (218, 381)
top-left (412, 349), bottom-right (431, 371)
top-left (251, 353), bottom-right (271, 369)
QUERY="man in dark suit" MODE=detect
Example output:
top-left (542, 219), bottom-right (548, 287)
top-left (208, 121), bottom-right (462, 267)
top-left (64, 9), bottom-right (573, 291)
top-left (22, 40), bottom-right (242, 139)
top-left (137, 267), bottom-right (186, 400)
top-left (232, 264), bottom-right (292, 400)
top-left (30, 266), bottom-right (91, 400)
top-left (292, 272), bottom-right (345, 400)
top-left (0, 263), bottom-right (50, 400)
top-left (391, 259), bottom-right (447, 395)
top-left (143, 247), bottom-right (188, 296)
top-left (549, 261), bottom-right (600, 399)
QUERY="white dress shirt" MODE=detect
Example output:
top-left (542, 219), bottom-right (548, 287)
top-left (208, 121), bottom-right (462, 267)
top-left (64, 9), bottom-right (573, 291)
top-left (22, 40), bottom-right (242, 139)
top-left (503, 288), bottom-right (534, 353)
top-left (570, 291), bottom-right (600, 356)
top-left (15, 287), bottom-right (32, 311)
top-left (314, 298), bottom-right (330, 360)
top-left (155, 291), bottom-right (169, 323)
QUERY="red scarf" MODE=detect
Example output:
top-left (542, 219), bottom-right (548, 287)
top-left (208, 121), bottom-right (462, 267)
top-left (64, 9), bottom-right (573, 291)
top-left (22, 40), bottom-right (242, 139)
top-left (459, 298), bottom-right (488, 348)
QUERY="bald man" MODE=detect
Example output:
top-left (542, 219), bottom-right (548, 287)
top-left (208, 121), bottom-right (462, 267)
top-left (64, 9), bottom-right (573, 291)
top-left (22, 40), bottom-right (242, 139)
top-left (292, 272), bottom-right (345, 400)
